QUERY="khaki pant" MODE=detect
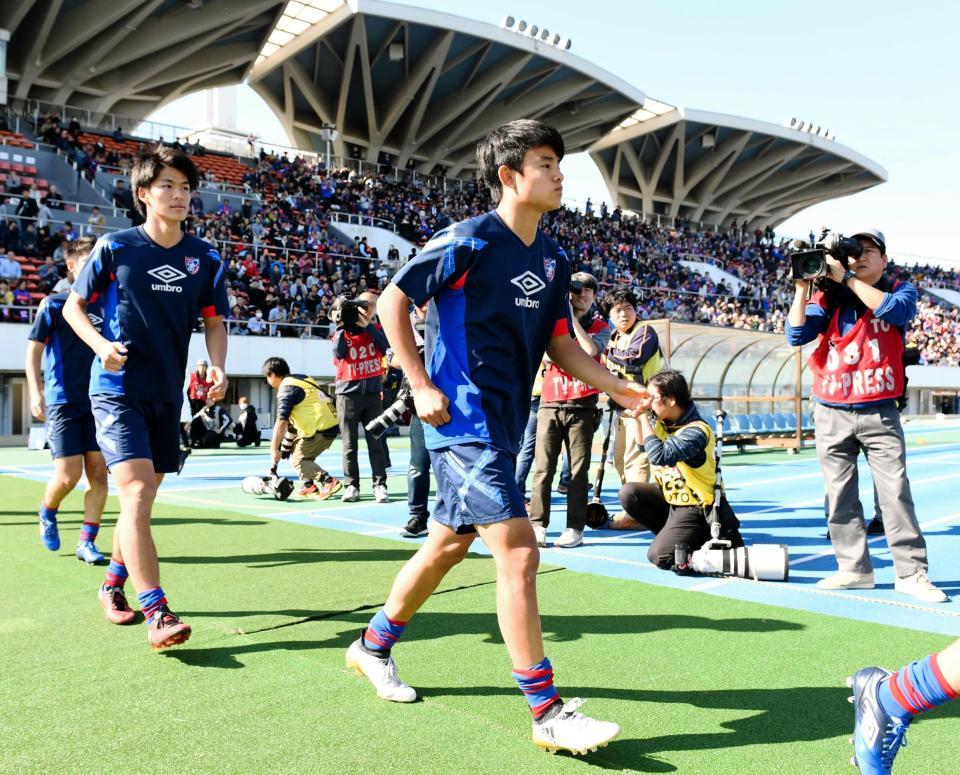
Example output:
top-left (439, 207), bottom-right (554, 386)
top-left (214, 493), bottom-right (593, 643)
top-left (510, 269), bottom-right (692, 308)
top-left (291, 431), bottom-right (336, 483)
top-left (613, 414), bottom-right (649, 485)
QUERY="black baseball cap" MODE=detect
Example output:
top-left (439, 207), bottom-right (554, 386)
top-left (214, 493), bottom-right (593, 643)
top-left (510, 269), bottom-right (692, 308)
top-left (851, 228), bottom-right (886, 255)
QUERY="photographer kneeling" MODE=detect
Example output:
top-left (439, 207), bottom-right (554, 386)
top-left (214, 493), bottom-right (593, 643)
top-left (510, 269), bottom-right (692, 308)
top-left (617, 369), bottom-right (743, 569)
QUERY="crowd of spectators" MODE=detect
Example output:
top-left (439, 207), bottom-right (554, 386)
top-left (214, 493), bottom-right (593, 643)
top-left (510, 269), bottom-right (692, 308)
top-left (4, 119), bottom-right (960, 365)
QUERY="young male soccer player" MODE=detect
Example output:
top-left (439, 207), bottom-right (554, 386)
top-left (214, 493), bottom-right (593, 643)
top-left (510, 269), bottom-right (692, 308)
top-left (63, 146), bottom-right (229, 650)
top-left (346, 120), bottom-right (647, 754)
top-left (25, 237), bottom-right (109, 563)
top-left (849, 637), bottom-right (960, 773)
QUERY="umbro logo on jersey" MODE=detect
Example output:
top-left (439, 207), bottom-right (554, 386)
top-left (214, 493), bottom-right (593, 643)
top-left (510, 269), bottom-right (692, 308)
top-left (147, 264), bottom-right (186, 293)
top-left (511, 271), bottom-right (545, 309)
top-left (88, 313), bottom-right (103, 332)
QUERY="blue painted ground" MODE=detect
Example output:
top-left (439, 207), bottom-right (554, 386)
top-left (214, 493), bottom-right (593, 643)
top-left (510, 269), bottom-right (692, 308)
top-left (4, 417), bottom-right (960, 637)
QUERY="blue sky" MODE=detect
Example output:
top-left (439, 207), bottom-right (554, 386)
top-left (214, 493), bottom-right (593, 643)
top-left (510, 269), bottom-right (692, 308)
top-left (148, 0), bottom-right (960, 265)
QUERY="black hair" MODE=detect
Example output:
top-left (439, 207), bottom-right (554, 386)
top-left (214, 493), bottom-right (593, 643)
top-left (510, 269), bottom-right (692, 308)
top-left (476, 119), bottom-right (564, 203)
top-left (262, 357), bottom-right (290, 378)
top-left (65, 236), bottom-right (97, 262)
top-left (602, 286), bottom-right (639, 315)
top-left (648, 369), bottom-right (692, 408)
top-left (131, 145), bottom-right (200, 217)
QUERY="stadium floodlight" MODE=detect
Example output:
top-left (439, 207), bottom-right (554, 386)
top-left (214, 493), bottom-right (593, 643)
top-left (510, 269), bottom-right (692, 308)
top-left (561, 38), bottom-right (572, 50)
top-left (540, 29), bottom-right (550, 41)
top-left (529, 25), bottom-right (539, 37)
top-left (502, 15), bottom-right (515, 28)
top-left (551, 33), bottom-right (561, 45)
top-left (797, 121), bottom-right (806, 132)
top-left (517, 19), bottom-right (527, 32)
top-left (789, 117), bottom-right (797, 128)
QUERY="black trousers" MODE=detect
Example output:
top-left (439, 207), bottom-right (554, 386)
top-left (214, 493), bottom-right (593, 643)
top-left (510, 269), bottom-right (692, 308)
top-left (336, 392), bottom-right (388, 488)
top-left (619, 483), bottom-right (743, 569)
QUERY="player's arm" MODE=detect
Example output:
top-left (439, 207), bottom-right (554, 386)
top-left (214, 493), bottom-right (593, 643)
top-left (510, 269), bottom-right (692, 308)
top-left (270, 418), bottom-right (289, 466)
top-left (63, 292), bottom-right (127, 371)
top-left (203, 317), bottom-right (228, 401)
top-left (24, 340), bottom-right (46, 421)
top-left (377, 283), bottom-right (449, 427)
top-left (547, 332), bottom-right (647, 411)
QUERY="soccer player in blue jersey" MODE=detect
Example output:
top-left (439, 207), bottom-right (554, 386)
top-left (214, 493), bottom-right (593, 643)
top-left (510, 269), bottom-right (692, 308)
top-left (25, 237), bottom-right (109, 564)
top-left (345, 120), bottom-right (647, 754)
top-left (63, 146), bottom-right (229, 650)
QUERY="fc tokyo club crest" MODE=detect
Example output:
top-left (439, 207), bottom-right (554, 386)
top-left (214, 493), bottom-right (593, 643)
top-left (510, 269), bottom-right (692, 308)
top-left (543, 257), bottom-right (556, 282)
top-left (185, 256), bottom-right (200, 275)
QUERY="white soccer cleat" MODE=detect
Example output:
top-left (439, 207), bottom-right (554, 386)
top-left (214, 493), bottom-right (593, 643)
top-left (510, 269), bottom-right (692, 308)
top-left (373, 484), bottom-right (389, 503)
top-left (531, 698), bottom-right (620, 755)
top-left (345, 639), bottom-right (417, 703)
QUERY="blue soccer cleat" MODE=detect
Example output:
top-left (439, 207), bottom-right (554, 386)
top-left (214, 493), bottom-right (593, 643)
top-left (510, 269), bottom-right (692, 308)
top-left (76, 540), bottom-right (106, 565)
top-left (847, 667), bottom-right (909, 774)
top-left (39, 512), bottom-right (60, 552)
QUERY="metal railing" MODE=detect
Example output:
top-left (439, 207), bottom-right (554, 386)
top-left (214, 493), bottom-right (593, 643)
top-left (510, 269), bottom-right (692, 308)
top-left (325, 210), bottom-right (397, 233)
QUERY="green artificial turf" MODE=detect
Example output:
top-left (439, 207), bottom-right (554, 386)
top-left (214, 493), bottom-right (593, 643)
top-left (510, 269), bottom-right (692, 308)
top-left (2, 474), bottom-right (959, 774)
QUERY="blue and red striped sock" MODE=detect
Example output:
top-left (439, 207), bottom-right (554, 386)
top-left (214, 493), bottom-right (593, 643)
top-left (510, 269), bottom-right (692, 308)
top-left (362, 609), bottom-right (407, 653)
top-left (137, 587), bottom-right (168, 624)
top-left (104, 560), bottom-right (128, 588)
top-left (878, 653), bottom-right (959, 721)
top-left (79, 522), bottom-right (100, 543)
top-left (512, 656), bottom-right (562, 719)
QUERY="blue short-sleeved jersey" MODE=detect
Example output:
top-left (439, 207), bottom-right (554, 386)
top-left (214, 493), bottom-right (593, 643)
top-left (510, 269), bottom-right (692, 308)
top-left (392, 210), bottom-right (573, 454)
top-left (27, 291), bottom-right (102, 406)
top-left (72, 227), bottom-right (229, 402)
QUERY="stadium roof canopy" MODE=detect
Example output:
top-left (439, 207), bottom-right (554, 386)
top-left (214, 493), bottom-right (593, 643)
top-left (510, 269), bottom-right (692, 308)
top-left (245, 0), bottom-right (646, 174)
top-left (2, 0), bottom-right (283, 118)
top-left (4, 0), bottom-right (644, 175)
top-left (588, 105), bottom-right (888, 230)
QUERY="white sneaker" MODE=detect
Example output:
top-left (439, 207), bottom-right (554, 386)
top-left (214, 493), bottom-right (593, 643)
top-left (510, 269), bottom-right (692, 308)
top-left (532, 526), bottom-right (547, 548)
top-left (555, 528), bottom-right (583, 548)
top-left (341, 485), bottom-right (360, 502)
top-left (532, 698), bottom-right (620, 755)
top-left (895, 570), bottom-right (948, 603)
top-left (373, 484), bottom-right (389, 503)
top-left (345, 639), bottom-right (417, 703)
top-left (816, 571), bottom-right (874, 590)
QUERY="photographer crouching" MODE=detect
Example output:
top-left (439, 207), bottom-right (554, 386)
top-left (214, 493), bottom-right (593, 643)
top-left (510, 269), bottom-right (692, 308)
top-left (332, 292), bottom-right (390, 503)
top-left (617, 370), bottom-right (744, 569)
top-left (262, 357), bottom-right (342, 499)
top-left (786, 228), bottom-right (946, 602)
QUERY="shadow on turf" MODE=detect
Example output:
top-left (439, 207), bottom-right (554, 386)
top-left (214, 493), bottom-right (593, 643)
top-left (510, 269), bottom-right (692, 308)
top-left (0, 515), bottom-right (266, 527)
top-left (164, 547), bottom-right (416, 567)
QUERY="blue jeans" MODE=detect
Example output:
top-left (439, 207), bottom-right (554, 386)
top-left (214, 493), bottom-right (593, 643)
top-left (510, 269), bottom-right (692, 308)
top-left (408, 415), bottom-right (430, 517)
top-left (514, 398), bottom-right (539, 495)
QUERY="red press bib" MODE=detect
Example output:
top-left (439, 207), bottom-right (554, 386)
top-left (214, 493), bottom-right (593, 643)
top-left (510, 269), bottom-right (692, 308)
top-left (334, 330), bottom-right (385, 382)
top-left (808, 308), bottom-right (903, 404)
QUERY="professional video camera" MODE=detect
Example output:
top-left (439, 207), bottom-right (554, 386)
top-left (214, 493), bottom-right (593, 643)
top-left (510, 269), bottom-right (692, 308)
top-left (365, 377), bottom-right (414, 439)
top-left (330, 295), bottom-right (370, 331)
top-left (789, 229), bottom-right (863, 282)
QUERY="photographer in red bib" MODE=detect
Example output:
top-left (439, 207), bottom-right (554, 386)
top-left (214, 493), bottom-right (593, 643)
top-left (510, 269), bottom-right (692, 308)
top-left (786, 228), bottom-right (946, 603)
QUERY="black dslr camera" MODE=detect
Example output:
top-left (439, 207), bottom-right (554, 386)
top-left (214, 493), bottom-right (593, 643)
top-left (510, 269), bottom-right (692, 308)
top-left (365, 377), bottom-right (414, 439)
top-left (789, 229), bottom-right (862, 282)
top-left (331, 295), bottom-right (370, 332)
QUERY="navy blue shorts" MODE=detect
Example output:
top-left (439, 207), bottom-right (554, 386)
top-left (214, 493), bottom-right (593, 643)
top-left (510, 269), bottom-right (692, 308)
top-left (429, 443), bottom-right (527, 534)
top-left (91, 394), bottom-right (182, 473)
top-left (45, 402), bottom-right (99, 459)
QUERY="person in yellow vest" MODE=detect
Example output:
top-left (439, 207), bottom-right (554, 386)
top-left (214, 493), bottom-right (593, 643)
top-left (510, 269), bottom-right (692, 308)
top-left (262, 357), bottom-right (342, 499)
top-left (603, 287), bottom-right (664, 487)
top-left (616, 369), bottom-right (743, 569)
